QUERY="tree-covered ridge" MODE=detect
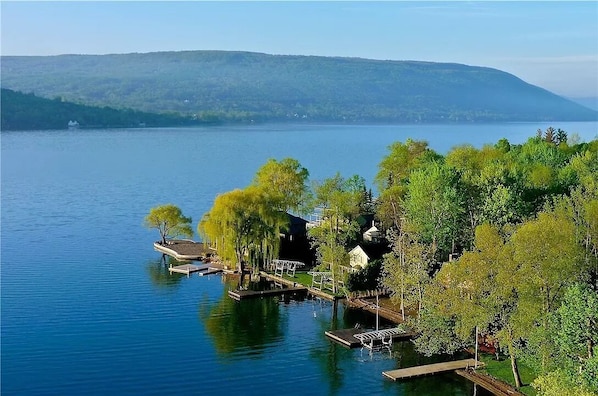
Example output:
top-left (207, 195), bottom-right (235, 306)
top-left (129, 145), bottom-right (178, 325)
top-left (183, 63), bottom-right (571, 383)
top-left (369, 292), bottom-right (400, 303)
top-left (0, 88), bottom-right (203, 131)
top-left (2, 51), bottom-right (596, 123)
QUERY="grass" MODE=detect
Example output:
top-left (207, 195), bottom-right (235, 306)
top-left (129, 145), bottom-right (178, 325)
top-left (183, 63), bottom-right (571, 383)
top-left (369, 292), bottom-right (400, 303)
top-left (479, 353), bottom-right (538, 395)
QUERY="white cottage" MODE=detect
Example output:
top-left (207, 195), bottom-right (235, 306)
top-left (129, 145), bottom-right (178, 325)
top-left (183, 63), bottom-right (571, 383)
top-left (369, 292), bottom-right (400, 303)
top-left (363, 225), bottom-right (381, 243)
top-left (349, 243), bottom-right (389, 271)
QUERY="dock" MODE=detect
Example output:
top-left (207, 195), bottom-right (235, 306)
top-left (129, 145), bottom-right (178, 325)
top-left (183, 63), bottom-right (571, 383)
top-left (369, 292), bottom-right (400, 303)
top-left (325, 327), bottom-right (414, 349)
top-left (455, 369), bottom-right (525, 396)
top-left (347, 298), bottom-right (405, 324)
top-left (228, 286), bottom-right (308, 301)
top-left (383, 359), bottom-right (484, 381)
top-left (169, 263), bottom-right (222, 276)
top-left (325, 328), bottom-right (364, 348)
top-left (261, 272), bottom-right (340, 301)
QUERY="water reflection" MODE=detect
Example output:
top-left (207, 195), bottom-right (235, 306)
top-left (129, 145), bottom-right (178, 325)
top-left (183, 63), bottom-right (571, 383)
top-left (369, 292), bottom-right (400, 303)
top-left (146, 255), bottom-right (186, 289)
top-left (199, 276), bottom-right (286, 355)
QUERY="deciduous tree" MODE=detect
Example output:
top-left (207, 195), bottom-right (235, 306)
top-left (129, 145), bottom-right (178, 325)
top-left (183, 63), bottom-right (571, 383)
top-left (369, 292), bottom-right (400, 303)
top-left (144, 204), bottom-right (193, 244)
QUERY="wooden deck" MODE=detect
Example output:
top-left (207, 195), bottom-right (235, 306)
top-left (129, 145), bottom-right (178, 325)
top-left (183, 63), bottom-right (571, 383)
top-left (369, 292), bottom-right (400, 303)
top-left (228, 286), bottom-right (308, 301)
top-left (169, 263), bottom-right (222, 276)
top-left (325, 327), bottom-right (414, 349)
top-left (325, 328), bottom-right (364, 348)
top-left (154, 240), bottom-right (210, 261)
top-left (383, 359), bottom-right (484, 381)
top-left (455, 369), bottom-right (525, 396)
top-left (347, 298), bottom-right (405, 324)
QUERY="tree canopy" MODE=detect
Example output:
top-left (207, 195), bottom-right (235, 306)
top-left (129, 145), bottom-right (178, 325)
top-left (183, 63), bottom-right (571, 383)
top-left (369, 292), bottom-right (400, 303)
top-left (144, 204), bottom-right (193, 244)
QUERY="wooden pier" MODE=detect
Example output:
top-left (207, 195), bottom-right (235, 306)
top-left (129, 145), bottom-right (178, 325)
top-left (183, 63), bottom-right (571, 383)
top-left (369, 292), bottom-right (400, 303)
top-left (347, 298), bottom-right (404, 324)
top-left (228, 286), bottom-right (308, 301)
top-left (325, 327), bottom-right (414, 349)
top-left (383, 359), bottom-right (484, 381)
top-left (325, 328), bottom-right (364, 348)
top-left (455, 369), bottom-right (525, 396)
top-left (261, 272), bottom-right (340, 301)
top-left (169, 263), bottom-right (222, 276)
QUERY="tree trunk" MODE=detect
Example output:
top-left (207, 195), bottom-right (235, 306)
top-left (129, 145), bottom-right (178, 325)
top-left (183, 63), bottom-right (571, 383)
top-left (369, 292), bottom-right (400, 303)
top-left (508, 339), bottom-right (523, 388)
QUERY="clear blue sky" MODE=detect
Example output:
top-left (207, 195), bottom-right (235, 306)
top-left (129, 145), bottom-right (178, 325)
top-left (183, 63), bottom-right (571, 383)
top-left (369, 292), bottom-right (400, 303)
top-left (1, 1), bottom-right (597, 98)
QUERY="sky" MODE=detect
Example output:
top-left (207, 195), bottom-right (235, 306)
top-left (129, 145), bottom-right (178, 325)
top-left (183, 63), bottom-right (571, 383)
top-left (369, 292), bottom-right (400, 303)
top-left (1, 1), bottom-right (597, 98)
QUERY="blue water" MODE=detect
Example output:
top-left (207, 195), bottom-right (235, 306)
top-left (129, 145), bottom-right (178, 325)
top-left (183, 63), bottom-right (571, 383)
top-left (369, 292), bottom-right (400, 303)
top-left (2, 122), bottom-right (597, 395)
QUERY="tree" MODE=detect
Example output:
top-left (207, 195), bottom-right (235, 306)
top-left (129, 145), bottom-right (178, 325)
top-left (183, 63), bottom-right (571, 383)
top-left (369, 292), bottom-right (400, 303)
top-left (199, 187), bottom-right (287, 273)
top-left (308, 173), bottom-right (364, 293)
top-left (144, 204), bottom-right (193, 244)
top-left (404, 162), bottom-right (466, 261)
top-left (251, 157), bottom-right (310, 213)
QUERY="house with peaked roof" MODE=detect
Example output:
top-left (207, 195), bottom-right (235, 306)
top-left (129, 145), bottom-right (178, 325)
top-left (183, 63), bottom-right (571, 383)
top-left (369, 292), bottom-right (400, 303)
top-left (363, 225), bottom-right (381, 243)
top-left (348, 243), bottom-right (389, 271)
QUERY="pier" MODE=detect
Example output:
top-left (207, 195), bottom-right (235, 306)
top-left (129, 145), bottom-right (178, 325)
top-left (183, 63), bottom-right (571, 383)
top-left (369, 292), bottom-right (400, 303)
top-left (326, 327), bottom-right (414, 349)
top-left (261, 271), bottom-right (340, 301)
top-left (228, 286), bottom-right (308, 301)
top-left (455, 369), bottom-right (525, 396)
top-left (325, 328), bottom-right (365, 348)
top-left (383, 359), bottom-right (484, 381)
top-left (169, 263), bottom-right (222, 276)
top-left (347, 297), bottom-right (404, 324)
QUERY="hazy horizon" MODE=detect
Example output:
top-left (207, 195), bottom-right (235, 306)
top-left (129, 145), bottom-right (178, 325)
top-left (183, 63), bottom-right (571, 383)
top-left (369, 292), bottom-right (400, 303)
top-left (1, 1), bottom-right (597, 99)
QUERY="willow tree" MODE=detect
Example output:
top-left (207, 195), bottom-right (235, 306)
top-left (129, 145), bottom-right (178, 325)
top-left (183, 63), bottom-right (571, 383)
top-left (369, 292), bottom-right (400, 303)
top-left (199, 158), bottom-right (309, 273)
top-left (144, 204), bottom-right (193, 244)
top-left (198, 187), bottom-right (286, 273)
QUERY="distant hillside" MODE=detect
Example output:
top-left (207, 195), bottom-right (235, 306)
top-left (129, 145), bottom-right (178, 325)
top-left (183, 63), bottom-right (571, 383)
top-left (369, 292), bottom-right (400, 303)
top-left (2, 51), bottom-right (596, 123)
top-left (1, 88), bottom-right (200, 131)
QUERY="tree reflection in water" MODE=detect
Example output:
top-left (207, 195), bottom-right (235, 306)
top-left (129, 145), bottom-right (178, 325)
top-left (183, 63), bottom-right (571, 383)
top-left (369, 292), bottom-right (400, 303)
top-left (199, 275), bottom-right (285, 355)
top-left (146, 255), bottom-right (186, 290)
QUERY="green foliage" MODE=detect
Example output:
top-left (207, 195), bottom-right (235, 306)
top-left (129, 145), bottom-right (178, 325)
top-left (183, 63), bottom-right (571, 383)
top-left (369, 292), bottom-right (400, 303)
top-left (404, 162), bottom-right (466, 260)
top-left (3, 51), bottom-right (596, 123)
top-left (346, 260), bottom-right (382, 292)
top-left (199, 158), bottom-right (309, 272)
top-left (1, 88), bottom-right (197, 130)
top-left (251, 158), bottom-right (310, 213)
top-left (143, 204), bottom-right (193, 244)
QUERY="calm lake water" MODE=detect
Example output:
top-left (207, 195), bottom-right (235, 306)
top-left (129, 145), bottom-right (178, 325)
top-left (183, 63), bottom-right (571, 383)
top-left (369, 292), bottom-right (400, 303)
top-left (2, 122), bottom-right (597, 395)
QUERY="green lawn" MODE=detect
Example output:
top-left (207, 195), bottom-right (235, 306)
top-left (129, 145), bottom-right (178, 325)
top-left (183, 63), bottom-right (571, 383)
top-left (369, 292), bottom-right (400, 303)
top-left (479, 353), bottom-right (537, 395)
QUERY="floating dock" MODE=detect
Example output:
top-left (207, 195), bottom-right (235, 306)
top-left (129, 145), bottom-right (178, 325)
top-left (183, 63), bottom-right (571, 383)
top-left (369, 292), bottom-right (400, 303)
top-left (383, 359), bottom-right (484, 381)
top-left (169, 263), bottom-right (222, 276)
top-left (228, 286), bottom-right (308, 301)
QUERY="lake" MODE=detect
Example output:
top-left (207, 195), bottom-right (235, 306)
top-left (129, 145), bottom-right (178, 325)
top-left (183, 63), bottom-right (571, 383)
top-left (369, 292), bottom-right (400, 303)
top-left (2, 122), bottom-right (597, 395)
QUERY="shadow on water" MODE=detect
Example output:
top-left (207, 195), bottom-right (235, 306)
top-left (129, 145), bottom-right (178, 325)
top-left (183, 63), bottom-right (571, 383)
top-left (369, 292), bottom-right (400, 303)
top-left (198, 275), bottom-right (287, 356)
top-left (146, 255), bottom-right (186, 290)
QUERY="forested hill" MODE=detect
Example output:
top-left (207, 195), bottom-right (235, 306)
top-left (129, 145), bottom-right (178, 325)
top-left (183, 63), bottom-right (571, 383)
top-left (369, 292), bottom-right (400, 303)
top-left (0, 88), bottom-right (199, 131)
top-left (2, 50), bottom-right (596, 123)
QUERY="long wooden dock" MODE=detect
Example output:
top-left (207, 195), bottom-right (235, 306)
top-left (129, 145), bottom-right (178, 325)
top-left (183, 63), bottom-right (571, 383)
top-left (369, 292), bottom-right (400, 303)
top-left (383, 359), bottom-right (484, 381)
top-left (347, 298), bottom-right (404, 323)
top-left (228, 286), bottom-right (308, 301)
top-left (455, 369), bottom-right (525, 396)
